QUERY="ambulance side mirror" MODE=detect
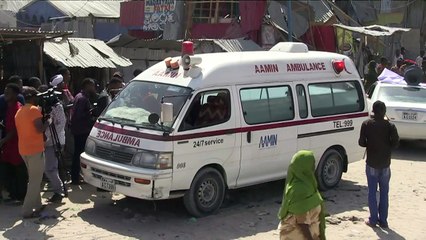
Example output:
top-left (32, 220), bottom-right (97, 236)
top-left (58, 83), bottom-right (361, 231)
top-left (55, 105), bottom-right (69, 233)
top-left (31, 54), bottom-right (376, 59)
top-left (161, 102), bottom-right (174, 123)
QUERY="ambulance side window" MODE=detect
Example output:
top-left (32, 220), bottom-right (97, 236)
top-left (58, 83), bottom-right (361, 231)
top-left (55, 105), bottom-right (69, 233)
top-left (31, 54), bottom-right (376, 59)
top-left (296, 85), bottom-right (308, 118)
top-left (179, 89), bottom-right (231, 131)
top-left (308, 81), bottom-right (364, 117)
top-left (240, 85), bottom-right (294, 124)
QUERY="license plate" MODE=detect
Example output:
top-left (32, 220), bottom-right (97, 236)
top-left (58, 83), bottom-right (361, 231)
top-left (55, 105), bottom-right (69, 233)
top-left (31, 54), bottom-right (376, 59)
top-left (402, 112), bottom-right (417, 121)
top-left (100, 177), bottom-right (116, 192)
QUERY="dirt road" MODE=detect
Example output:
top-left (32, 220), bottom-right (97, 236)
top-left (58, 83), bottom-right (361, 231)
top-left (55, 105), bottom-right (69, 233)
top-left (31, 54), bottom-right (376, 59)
top-left (1, 141), bottom-right (425, 240)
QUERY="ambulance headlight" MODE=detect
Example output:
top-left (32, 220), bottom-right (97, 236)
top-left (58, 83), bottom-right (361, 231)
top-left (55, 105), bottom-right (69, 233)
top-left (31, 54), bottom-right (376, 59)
top-left (132, 152), bottom-right (173, 169)
top-left (85, 138), bottom-right (96, 155)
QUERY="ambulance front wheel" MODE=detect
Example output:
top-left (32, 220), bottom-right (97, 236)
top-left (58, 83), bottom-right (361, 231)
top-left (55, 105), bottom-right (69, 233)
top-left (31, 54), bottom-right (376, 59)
top-left (183, 168), bottom-right (226, 217)
top-left (316, 149), bottom-right (343, 191)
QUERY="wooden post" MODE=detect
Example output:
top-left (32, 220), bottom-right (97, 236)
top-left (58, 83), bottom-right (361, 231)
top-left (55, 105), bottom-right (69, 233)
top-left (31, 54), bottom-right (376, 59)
top-left (38, 39), bottom-right (44, 83)
top-left (184, 1), bottom-right (194, 39)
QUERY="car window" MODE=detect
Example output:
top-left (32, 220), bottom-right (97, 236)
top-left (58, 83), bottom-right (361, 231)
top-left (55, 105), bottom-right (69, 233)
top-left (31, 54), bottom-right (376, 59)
top-left (308, 81), bottom-right (364, 117)
top-left (240, 85), bottom-right (294, 124)
top-left (378, 86), bottom-right (426, 104)
top-left (179, 89), bottom-right (231, 131)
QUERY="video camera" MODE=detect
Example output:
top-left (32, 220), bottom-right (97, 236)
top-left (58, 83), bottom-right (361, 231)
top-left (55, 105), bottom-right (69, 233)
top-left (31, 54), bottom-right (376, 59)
top-left (37, 87), bottom-right (62, 116)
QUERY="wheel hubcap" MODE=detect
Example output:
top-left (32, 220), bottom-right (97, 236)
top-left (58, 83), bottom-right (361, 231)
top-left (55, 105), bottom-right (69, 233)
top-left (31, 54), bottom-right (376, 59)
top-left (323, 155), bottom-right (340, 185)
top-left (197, 179), bottom-right (217, 208)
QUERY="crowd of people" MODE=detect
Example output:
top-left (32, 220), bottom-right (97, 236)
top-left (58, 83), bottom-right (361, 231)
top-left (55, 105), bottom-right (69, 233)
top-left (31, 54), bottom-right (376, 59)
top-left (0, 67), bottom-right (131, 219)
top-left (363, 47), bottom-right (426, 90)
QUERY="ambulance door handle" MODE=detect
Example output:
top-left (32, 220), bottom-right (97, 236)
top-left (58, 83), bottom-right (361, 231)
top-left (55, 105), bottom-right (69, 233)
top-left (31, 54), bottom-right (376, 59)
top-left (247, 131), bottom-right (251, 143)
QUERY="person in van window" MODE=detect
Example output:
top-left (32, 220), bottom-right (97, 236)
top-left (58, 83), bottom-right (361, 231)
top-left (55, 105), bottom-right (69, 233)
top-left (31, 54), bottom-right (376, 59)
top-left (278, 150), bottom-right (326, 240)
top-left (140, 87), bottom-right (159, 114)
top-left (359, 100), bottom-right (399, 228)
top-left (70, 78), bottom-right (96, 185)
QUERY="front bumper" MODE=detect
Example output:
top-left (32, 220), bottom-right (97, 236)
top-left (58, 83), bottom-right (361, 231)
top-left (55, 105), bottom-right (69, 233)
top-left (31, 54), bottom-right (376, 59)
top-left (80, 152), bottom-right (172, 199)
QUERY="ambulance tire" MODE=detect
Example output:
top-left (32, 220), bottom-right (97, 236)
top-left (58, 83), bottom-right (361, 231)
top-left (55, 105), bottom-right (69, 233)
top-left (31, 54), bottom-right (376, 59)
top-left (183, 168), bottom-right (226, 217)
top-left (316, 149), bottom-right (343, 191)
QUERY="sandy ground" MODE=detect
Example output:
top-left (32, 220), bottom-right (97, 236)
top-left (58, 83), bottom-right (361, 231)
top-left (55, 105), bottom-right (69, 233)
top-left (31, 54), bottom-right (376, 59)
top-left (1, 141), bottom-right (425, 240)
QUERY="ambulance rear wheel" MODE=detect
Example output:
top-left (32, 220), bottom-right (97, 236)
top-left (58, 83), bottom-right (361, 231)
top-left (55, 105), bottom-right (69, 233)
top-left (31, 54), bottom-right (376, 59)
top-left (316, 149), bottom-right (343, 190)
top-left (183, 168), bottom-right (225, 217)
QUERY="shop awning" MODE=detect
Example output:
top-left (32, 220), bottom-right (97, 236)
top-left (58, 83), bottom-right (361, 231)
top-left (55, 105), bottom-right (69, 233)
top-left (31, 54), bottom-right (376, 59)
top-left (44, 37), bottom-right (132, 68)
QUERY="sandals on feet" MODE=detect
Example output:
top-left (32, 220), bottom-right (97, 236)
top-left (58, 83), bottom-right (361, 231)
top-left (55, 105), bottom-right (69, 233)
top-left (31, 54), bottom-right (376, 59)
top-left (365, 220), bottom-right (377, 228)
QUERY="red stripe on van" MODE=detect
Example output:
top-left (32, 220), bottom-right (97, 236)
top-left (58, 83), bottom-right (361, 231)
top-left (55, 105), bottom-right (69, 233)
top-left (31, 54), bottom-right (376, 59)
top-left (94, 112), bottom-right (368, 142)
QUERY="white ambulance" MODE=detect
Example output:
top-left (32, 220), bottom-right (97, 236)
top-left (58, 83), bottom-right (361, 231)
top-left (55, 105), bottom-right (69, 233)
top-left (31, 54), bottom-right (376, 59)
top-left (81, 42), bottom-right (368, 216)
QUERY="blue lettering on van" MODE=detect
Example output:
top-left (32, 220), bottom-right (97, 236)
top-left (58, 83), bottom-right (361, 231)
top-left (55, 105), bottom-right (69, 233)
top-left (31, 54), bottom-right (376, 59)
top-left (259, 134), bottom-right (278, 149)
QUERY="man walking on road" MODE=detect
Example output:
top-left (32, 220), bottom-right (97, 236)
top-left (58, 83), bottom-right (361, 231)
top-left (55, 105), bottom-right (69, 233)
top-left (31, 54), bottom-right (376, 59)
top-left (359, 100), bottom-right (399, 228)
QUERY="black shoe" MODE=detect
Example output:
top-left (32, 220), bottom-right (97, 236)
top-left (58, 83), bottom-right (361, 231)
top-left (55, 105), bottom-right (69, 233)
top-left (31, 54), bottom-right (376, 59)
top-left (379, 222), bottom-right (389, 229)
top-left (47, 193), bottom-right (63, 203)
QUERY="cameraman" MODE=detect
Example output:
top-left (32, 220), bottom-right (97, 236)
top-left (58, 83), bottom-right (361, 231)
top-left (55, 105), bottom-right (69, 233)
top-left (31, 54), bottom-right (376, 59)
top-left (70, 78), bottom-right (96, 185)
top-left (15, 87), bottom-right (51, 218)
top-left (39, 85), bottom-right (66, 203)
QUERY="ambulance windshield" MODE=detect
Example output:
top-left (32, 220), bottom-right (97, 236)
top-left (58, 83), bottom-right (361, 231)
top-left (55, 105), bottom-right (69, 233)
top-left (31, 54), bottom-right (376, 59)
top-left (102, 81), bottom-right (191, 130)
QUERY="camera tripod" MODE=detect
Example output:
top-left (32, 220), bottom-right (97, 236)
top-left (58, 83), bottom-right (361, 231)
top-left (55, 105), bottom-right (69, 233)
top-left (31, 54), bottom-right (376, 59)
top-left (47, 120), bottom-right (69, 198)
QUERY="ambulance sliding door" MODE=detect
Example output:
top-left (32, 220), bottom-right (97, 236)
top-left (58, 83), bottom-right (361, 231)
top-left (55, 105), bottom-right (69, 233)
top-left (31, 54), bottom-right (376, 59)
top-left (236, 84), bottom-right (297, 187)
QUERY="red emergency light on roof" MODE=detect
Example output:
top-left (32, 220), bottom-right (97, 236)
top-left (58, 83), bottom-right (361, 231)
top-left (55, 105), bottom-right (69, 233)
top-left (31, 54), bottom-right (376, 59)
top-left (332, 59), bottom-right (345, 74)
top-left (182, 41), bottom-right (194, 56)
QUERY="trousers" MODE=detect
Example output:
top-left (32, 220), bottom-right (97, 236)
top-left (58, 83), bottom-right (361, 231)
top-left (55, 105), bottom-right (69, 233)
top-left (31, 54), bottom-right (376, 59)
top-left (45, 146), bottom-right (63, 194)
top-left (71, 134), bottom-right (88, 183)
top-left (366, 164), bottom-right (391, 225)
top-left (22, 152), bottom-right (45, 216)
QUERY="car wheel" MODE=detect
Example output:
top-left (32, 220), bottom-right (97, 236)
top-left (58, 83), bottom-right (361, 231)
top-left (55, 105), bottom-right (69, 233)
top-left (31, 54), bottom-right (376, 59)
top-left (183, 168), bottom-right (225, 217)
top-left (316, 149), bottom-right (343, 190)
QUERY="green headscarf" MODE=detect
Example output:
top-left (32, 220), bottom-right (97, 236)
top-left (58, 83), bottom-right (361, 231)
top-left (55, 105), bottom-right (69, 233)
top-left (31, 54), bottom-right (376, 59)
top-left (278, 150), bottom-right (326, 240)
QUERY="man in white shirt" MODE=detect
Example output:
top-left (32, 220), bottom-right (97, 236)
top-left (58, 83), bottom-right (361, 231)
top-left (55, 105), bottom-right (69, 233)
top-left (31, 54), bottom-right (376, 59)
top-left (415, 50), bottom-right (425, 67)
top-left (42, 78), bottom-right (67, 203)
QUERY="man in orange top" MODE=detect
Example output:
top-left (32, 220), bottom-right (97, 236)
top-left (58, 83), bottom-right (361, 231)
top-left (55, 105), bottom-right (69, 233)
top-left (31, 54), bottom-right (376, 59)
top-left (15, 87), bottom-right (50, 218)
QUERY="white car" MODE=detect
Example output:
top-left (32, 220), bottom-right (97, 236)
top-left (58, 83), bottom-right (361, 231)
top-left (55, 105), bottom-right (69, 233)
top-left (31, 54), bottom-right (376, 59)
top-left (366, 81), bottom-right (426, 140)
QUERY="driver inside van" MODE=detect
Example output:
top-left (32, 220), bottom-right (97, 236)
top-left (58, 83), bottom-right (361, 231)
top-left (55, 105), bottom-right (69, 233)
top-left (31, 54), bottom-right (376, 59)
top-left (196, 93), bottom-right (228, 126)
top-left (142, 88), bottom-right (159, 113)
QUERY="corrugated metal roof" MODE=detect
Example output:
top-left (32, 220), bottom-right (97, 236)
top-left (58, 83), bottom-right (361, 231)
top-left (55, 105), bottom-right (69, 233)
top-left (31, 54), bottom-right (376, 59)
top-left (1, 0), bottom-right (31, 13)
top-left (300, 0), bottom-right (334, 23)
top-left (107, 34), bottom-right (261, 52)
top-left (0, 27), bottom-right (72, 40)
top-left (44, 37), bottom-right (132, 68)
top-left (48, 0), bottom-right (122, 18)
top-left (212, 39), bottom-right (262, 52)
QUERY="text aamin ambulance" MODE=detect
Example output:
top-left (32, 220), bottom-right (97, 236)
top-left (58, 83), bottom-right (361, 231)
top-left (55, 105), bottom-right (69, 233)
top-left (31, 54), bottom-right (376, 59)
top-left (81, 42), bottom-right (368, 216)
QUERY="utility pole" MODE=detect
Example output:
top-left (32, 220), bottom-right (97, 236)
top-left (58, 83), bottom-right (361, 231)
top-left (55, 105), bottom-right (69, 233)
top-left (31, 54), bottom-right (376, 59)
top-left (287, 0), bottom-right (293, 42)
